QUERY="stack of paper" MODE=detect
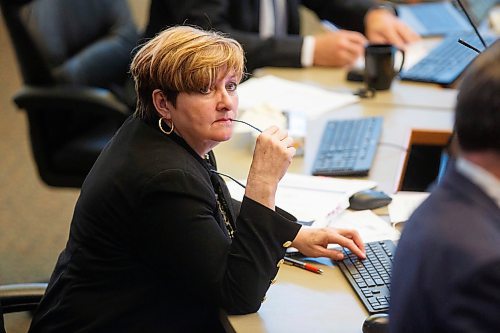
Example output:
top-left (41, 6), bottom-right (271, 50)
top-left (388, 191), bottom-right (430, 224)
top-left (236, 75), bottom-right (359, 122)
top-left (226, 173), bottom-right (376, 222)
top-left (316, 210), bottom-right (400, 245)
top-left (233, 76), bottom-right (359, 156)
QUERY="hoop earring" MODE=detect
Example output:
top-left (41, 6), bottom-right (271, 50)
top-left (158, 117), bottom-right (174, 135)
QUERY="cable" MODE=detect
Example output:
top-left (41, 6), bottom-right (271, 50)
top-left (455, 0), bottom-right (487, 49)
top-left (378, 141), bottom-right (408, 152)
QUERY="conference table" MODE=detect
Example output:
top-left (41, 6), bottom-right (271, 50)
top-left (213, 66), bottom-right (457, 333)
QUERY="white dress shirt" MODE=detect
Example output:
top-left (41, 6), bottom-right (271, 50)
top-left (259, 0), bottom-right (315, 67)
top-left (456, 157), bottom-right (500, 208)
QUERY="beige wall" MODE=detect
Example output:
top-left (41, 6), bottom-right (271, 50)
top-left (127, 0), bottom-right (149, 30)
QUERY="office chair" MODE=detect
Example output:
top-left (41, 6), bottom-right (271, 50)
top-left (0, 0), bottom-right (139, 188)
top-left (0, 283), bottom-right (47, 333)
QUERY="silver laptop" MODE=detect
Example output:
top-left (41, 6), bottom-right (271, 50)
top-left (397, 0), bottom-right (498, 37)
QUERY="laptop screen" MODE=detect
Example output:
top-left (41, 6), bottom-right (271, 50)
top-left (457, 0), bottom-right (499, 25)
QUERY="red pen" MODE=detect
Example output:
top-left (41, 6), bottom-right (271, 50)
top-left (284, 256), bottom-right (323, 274)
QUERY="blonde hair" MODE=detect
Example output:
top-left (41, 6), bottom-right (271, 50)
top-left (130, 26), bottom-right (245, 121)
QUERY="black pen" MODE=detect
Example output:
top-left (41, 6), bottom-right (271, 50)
top-left (284, 257), bottom-right (323, 274)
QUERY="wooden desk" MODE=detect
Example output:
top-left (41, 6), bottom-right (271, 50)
top-left (253, 66), bottom-right (458, 110)
top-left (224, 261), bottom-right (366, 333)
top-left (214, 67), bottom-right (455, 333)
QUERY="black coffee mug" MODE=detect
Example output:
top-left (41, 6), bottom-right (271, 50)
top-left (364, 44), bottom-right (405, 91)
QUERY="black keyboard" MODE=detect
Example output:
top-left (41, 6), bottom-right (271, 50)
top-left (400, 33), bottom-right (498, 85)
top-left (311, 117), bottom-right (383, 177)
top-left (338, 240), bottom-right (396, 313)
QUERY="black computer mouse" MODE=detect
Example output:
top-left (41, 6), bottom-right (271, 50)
top-left (349, 189), bottom-right (392, 211)
top-left (362, 313), bottom-right (389, 333)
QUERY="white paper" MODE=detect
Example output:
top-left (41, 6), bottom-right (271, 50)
top-left (226, 173), bottom-right (376, 222)
top-left (280, 173), bottom-right (376, 197)
top-left (388, 191), bottom-right (430, 224)
top-left (237, 75), bottom-right (359, 120)
top-left (322, 210), bottom-right (400, 245)
top-left (286, 210), bottom-right (400, 254)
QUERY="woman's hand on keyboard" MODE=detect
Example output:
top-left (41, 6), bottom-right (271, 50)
top-left (292, 227), bottom-right (366, 260)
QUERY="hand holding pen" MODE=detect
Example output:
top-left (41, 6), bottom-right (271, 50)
top-left (284, 256), bottom-right (323, 274)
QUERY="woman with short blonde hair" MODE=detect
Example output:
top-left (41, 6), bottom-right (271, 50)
top-left (29, 26), bottom-right (365, 333)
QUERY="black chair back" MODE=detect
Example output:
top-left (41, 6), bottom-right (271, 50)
top-left (0, 0), bottom-right (138, 187)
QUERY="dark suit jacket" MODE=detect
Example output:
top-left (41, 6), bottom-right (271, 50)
top-left (0, 303), bottom-right (4, 333)
top-left (390, 163), bottom-right (500, 333)
top-left (28, 116), bottom-right (301, 333)
top-left (144, 0), bottom-right (375, 71)
top-left (27, 0), bottom-right (138, 90)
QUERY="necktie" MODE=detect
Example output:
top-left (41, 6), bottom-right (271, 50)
top-left (273, 0), bottom-right (287, 36)
top-left (260, 0), bottom-right (287, 37)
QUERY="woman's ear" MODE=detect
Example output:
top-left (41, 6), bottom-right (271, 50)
top-left (152, 89), bottom-right (171, 119)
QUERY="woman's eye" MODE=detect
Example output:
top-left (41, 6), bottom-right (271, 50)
top-left (199, 87), bottom-right (211, 94)
top-left (226, 82), bottom-right (237, 92)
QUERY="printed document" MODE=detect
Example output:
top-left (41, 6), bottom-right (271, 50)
top-left (237, 75), bottom-right (359, 121)
top-left (226, 173), bottom-right (376, 222)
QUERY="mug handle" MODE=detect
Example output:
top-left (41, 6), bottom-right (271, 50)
top-left (396, 48), bottom-right (405, 74)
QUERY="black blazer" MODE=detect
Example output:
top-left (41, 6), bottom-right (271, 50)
top-left (390, 163), bottom-right (500, 333)
top-left (144, 0), bottom-right (375, 71)
top-left (29, 116), bottom-right (301, 333)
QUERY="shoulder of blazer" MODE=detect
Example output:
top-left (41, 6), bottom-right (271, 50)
top-left (442, 165), bottom-right (499, 215)
top-left (105, 117), bottom-right (214, 195)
